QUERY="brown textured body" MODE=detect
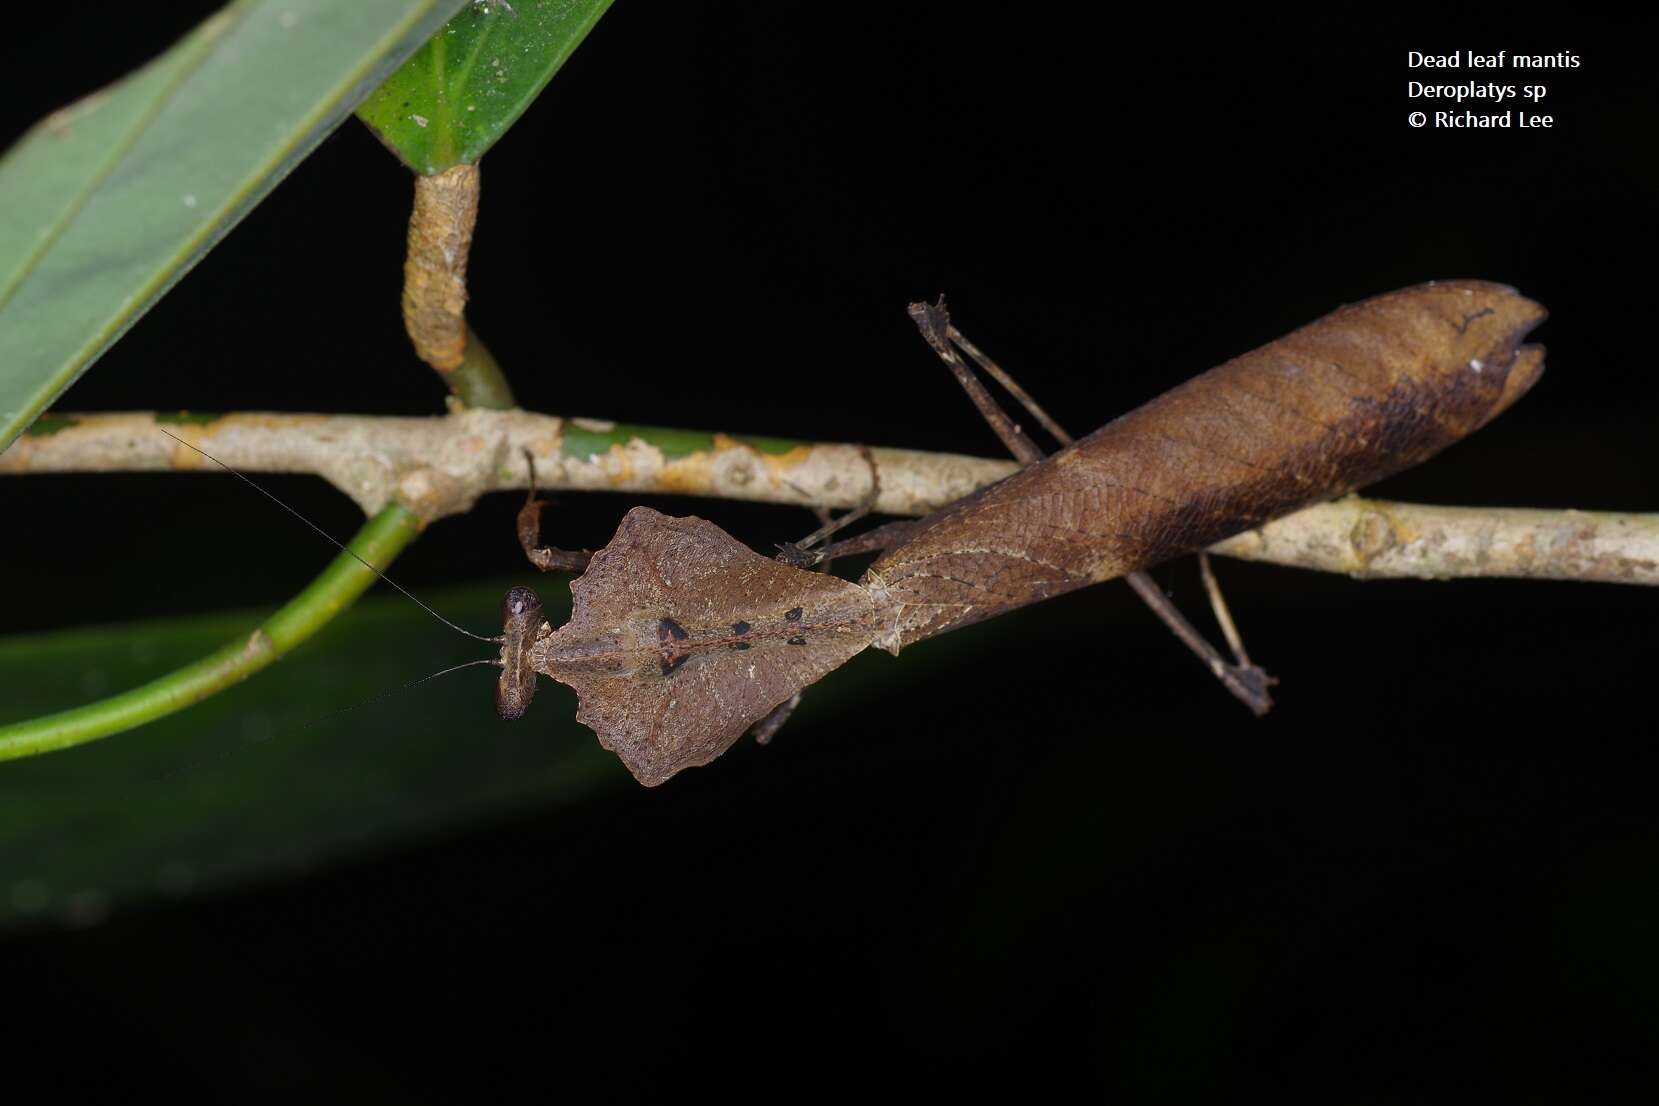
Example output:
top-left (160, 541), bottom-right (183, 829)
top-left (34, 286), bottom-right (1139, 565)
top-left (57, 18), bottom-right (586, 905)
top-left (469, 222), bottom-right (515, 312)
top-left (524, 281), bottom-right (1547, 785)
top-left (862, 281), bottom-right (1546, 650)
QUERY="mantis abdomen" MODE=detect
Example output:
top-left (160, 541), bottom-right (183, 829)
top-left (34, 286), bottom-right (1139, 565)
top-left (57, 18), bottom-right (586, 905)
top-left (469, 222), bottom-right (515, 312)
top-left (863, 281), bottom-right (1545, 649)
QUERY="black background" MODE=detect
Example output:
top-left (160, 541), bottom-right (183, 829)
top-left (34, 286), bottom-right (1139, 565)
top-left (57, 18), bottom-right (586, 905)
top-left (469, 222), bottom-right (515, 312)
top-left (5, 4), bottom-right (1659, 1100)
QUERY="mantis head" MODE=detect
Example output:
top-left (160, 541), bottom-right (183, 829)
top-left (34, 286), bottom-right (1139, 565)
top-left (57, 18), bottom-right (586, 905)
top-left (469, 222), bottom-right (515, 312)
top-left (495, 584), bottom-right (544, 721)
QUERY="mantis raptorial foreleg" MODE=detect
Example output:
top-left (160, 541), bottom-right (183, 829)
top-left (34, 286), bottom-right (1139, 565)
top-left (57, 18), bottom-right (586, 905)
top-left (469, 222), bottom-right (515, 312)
top-left (517, 449), bottom-right (593, 573)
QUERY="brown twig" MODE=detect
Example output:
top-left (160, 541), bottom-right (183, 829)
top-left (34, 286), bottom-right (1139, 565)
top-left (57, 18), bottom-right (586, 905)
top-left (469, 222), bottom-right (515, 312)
top-left (5, 411), bottom-right (1658, 587)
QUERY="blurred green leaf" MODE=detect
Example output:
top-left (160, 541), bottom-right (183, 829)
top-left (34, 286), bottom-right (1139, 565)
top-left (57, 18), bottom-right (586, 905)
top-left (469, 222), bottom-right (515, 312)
top-left (0, 564), bottom-right (970, 933)
top-left (357, 0), bottom-right (614, 174)
top-left (0, 578), bottom-right (622, 933)
top-left (0, 0), bottom-right (473, 452)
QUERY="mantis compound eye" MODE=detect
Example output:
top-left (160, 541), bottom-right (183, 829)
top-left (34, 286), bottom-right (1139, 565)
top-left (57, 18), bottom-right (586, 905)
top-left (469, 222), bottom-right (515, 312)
top-left (495, 585), bottom-right (543, 720)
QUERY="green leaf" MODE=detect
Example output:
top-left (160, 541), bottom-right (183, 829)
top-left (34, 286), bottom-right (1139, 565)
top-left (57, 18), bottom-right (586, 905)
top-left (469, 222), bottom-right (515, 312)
top-left (0, 578), bottom-right (623, 933)
top-left (357, 0), bottom-right (615, 174)
top-left (0, 0), bottom-right (474, 453)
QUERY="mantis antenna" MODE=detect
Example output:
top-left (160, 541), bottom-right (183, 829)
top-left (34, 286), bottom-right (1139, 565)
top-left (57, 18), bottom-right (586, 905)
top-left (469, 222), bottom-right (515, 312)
top-left (153, 426), bottom-right (504, 645)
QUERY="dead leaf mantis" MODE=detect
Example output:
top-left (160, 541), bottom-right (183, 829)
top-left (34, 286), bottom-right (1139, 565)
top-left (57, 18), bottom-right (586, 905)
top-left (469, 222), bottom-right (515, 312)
top-left (496, 280), bottom-right (1546, 785)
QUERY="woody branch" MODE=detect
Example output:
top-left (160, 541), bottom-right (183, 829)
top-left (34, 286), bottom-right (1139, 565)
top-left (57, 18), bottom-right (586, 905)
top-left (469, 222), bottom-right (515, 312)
top-left (4, 409), bottom-right (1656, 586)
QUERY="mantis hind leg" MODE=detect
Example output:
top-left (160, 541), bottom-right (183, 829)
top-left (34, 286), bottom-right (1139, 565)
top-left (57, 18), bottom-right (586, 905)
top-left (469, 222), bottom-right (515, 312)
top-left (1125, 568), bottom-right (1276, 717)
top-left (911, 297), bottom-right (1277, 716)
top-left (909, 297), bottom-right (1047, 464)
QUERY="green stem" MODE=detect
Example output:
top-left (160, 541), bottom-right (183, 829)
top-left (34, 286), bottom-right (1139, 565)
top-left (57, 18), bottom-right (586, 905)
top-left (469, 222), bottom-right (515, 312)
top-left (0, 503), bottom-right (423, 761)
top-left (445, 326), bottom-right (516, 409)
